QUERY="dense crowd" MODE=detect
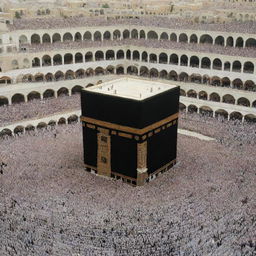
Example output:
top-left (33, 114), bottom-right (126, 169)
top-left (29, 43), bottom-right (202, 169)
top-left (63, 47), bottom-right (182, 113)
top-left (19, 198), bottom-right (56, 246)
top-left (21, 38), bottom-right (256, 58)
top-left (0, 95), bottom-right (80, 126)
top-left (0, 115), bottom-right (255, 255)
top-left (9, 16), bottom-right (256, 34)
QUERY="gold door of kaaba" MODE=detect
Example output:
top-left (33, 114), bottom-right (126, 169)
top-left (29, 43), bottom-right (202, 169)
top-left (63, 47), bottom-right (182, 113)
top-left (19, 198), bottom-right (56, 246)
top-left (97, 128), bottom-right (111, 177)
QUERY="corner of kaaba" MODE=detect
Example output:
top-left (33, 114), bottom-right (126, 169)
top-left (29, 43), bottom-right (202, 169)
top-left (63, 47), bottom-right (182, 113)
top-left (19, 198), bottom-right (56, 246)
top-left (80, 77), bottom-right (180, 186)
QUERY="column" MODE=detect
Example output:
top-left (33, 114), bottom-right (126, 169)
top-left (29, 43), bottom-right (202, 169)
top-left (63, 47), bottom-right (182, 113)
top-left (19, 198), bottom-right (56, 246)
top-left (137, 141), bottom-right (148, 186)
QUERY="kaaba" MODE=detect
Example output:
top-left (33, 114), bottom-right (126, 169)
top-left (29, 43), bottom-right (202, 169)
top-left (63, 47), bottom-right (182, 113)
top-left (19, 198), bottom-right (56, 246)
top-left (80, 77), bottom-right (180, 186)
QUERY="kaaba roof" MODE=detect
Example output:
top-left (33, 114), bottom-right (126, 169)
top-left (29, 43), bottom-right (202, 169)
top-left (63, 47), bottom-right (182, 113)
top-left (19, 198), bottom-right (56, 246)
top-left (84, 77), bottom-right (178, 101)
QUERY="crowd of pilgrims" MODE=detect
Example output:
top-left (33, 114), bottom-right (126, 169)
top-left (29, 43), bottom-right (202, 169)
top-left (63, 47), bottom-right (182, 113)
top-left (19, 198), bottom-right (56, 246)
top-left (9, 16), bottom-right (256, 34)
top-left (0, 113), bottom-right (255, 255)
top-left (22, 38), bottom-right (256, 59)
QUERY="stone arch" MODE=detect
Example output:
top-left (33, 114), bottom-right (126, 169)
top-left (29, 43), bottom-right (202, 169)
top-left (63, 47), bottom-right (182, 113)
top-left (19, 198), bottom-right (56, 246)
top-left (226, 36), bottom-right (234, 47)
top-left (210, 92), bottom-right (220, 102)
top-left (25, 125), bottom-right (35, 132)
top-left (34, 73), bottom-right (44, 82)
top-left (31, 34), bottom-right (41, 44)
top-left (199, 106), bottom-right (213, 117)
top-left (180, 55), bottom-right (188, 66)
top-left (53, 54), bottom-right (62, 65)
top-left (0, 96), bottom-right (8, 106)
top-left (232, 61), bottom-right (241, 72)
top-left (95, 67), bottom-right (105, 76)
top-left (14, 126), bottom-right (25, 135)
top-left (116, 65), bottom-right (124, 74)
top-left (160, 32), bottom-right (168, 40)
top-left (113, 30), bottom-right (121, 39)
top-left (187, 89), bottom-right (197, 98)
top-left (245, 38), bottom-right (256, 48)
top-left (37, 122), bottom-right (47, 130)
top-left (190, 34), bottom-right (198, 43)
top-left (52, 33), bottom-right (61, 43)
top-left (27, 91), bottom-right (40, 101)
top-left (213, 58), bottom-right (222, 70)
top-left (244, 114), bottom-right (256, 123)
top-left (223, 94), bottom-right (235, 104)
top-left (132, 50), bottom-right (140, 61)
top-left (179, 33), bottom-right (188, 43)
top-left (200, 34), bottom-right (213, 44)
top-left (190, 56), bottom-right (199, 67)
top-left (170, 54), bottom-right (178, 65)
top-left (159, 70), bottom-right (168, 79)
top-left (201, 57), bottom-right (211, 69)
top-left (83, 31), bottom-right (92, 40)
top-left (123, 29), bottom-right (130, 39)
top-left (94, 31), bottom-right (102, 41)
top-left (170, 33), bottom-right (177, 42)
top-left (215, 109), bottom-right (228, 119)
top-left (63, 32), bottom-right (73, 42)
top-left (190, 73), bottom-right (202, 83)
top-left (85, 51), bottom-right (93, 62)
top-left (149, 53), bottom-right (157, 63)
top-left (253, 100), bottom-right (256, 108)
top-left (179, 72), bottom-right (189, 82)
top-left (139, 30), bottom-right (145, 39)
top-left (95, 51), bottom-right (104, 61)
top-left (243, 61), bottom-right (254, 73)
top-left (19, 35), bottom-right (28, 44)
top-left (0, 129), bottom-right (12, 138)
top-left (232, 78), bottom-right (243, 90)
top-left (244, 80), bottom-right (256, 91)
top-left (140, 66), bottom-right (149, 77)
top-left (222, 77), bottom-right (231, 87)
top-left (147, 31), bottom-right (158, 40)
top-left (68, 115), bottom-right (79, 124)
top-left (42, 55), bottom-right (51, 66)
top-left (117, 50), bottom-right (124, 59)
top-left (55, 71), bottom-right (64, 81)
top-left (57, 87), bottom-right (69, 97)
top-left (65, 70), bottom-right (75, 80)
top-left (43, 89), bottom-right (55, 98)
top-left (75, 32), bottom-right (82, 41)
top-left (235, 37), bottom-right (244, 47)
top-left (127, 66), bottom-right (138, 75)
top-left (106, 65), bottom-right (115, 74)
top-left (142, 51), bottom-right (148, 62)
top-left (75, 69), bottom-right (85, 78)
top-left (131, 29), bottom-right (138, 39)
top-left (71, 85), bottom-right (83, 95)
top-left (75, 52), bottom-right (83, 63)
top-left (45, 72), bottom-right (53, 82)
top-left (179, 103), bottom-right (186, 111)
top-left (237, 97), bottom-right (250, 107)
top-left (85, 68), bottom-right (94, 77)
top-left (168, 71), bottom-right (178, 81)
top-left (159, 53), bottom-right (168, 64)
top-left (12, 93), bottom-right (25, 104)
top-left (42, 33), bottom-right (51, 43)
top-left (58, 118), bottom-right (66, 125)
top-left (106, 50), bottom-right (115, 60)
top-left (230, 112), bottom-right (243, 121)
top-left (103, 31), bottom-right (111, 40)
top-left (211, 76), bottom-right (221, 86)
top-left (188, 105), bottom-right (198, 113)
top-left (149, 68), bottom-right (158, 78)
top-left (203, 75), bottom-right (210, 84)
top-left (64, 53), bottom-right (73, 64)
top-left (224, 61), bottom-right (231, 71)
top-left (199, 91), bottom-right (208, 100)
top-left (215, 36), bottom-right (224, 46)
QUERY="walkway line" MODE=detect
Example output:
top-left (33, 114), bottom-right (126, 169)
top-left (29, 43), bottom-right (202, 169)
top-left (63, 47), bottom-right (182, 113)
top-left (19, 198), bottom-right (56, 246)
top-left (178, 128), bottom-right (215, 141)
